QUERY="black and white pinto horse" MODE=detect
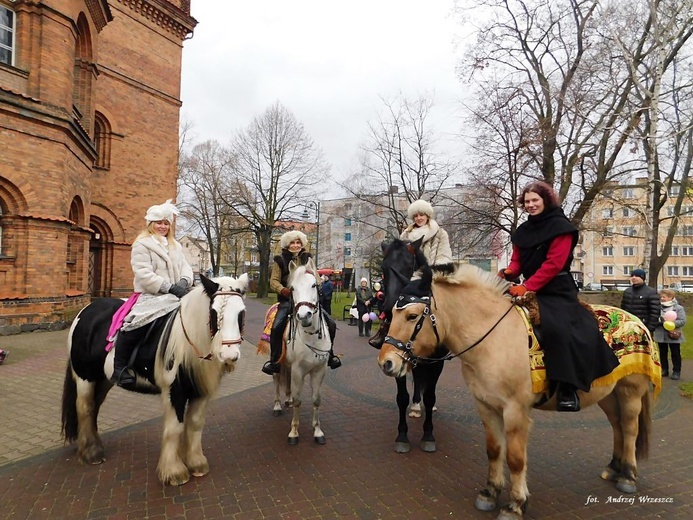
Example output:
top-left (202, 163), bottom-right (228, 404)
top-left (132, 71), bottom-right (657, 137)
top-left (61, 274), bottom-right (249, 486)
top-left (373, 238), bottom-right (450, 453)
top-left (281, 261), bottom-right (331, 445)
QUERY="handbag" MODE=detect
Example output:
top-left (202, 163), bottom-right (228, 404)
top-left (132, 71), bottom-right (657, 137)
top-left (668, 330), bottom-right (682, 340)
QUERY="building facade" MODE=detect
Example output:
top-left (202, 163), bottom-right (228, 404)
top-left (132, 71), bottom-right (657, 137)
top-left (578, 178), bottom-right (693, 290)
top-left (0, 0), bottom-right (196, 334)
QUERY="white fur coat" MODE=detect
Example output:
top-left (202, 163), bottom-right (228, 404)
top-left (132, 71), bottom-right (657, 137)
top-left (400, 219), bottom-right (452, 277)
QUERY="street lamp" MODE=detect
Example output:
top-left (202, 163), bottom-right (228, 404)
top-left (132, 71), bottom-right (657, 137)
top-left (301, 201), bottom-right (320, 268)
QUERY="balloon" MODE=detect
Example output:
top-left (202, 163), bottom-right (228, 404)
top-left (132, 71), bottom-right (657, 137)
top-left (376, 291), bottom-right (385, 300)
top-left (663, 320), bottom-right (676, 331)
top-left (369, 312), bottom-right (378, 321)
top-left (663, 310), bottom-right (677, 322)
top-left (362, 314), bottom-right (371, 322)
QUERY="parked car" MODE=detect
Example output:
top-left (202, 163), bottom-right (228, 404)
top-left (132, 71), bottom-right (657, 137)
top-left (583, 283), bottom-right (609, 291)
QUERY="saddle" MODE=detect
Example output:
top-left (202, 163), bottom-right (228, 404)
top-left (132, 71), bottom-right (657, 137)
top-left (116, 314), bottom-right (173, 389)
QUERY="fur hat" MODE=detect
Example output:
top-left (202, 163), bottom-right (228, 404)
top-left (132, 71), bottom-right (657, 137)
top-left (631, 268), bottom-right (646, 281)
top-left (145, 199), bottom-right (179, 224)
top-left (280, 230), bottom-right (308, 249)
top-left (407, 199), bottom-right (434, 220)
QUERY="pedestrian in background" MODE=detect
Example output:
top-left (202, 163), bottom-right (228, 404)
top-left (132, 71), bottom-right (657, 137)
top-left (321, 275), bottom-right (334, 316)
top-left (0, 348), bottom-right (8, 364)
top-left (355, 277), bottom-right (373, 337)
top-left (620, 269), bottom-right (660, 335)
top-left (653, 289), bottom-right (686, 380)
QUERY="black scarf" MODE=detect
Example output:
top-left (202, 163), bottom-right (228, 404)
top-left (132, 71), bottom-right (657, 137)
top-left (512, 207), bottom-right (578, 249)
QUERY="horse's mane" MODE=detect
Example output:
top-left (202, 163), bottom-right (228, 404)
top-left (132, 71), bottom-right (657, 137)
top-left (432, 264), bottom-right (510, 297)
top-left (288, 264), bottom-right (316, 285)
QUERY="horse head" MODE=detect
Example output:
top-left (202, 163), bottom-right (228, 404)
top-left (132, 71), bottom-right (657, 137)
top-left (288, 260), bottom-right (320, 329)
top-left (380, 237), bottom-right (427, 320)
top-left (378, 265), bottom-right (440, 378)
top-left (193, 273), bottom-right (249, 365)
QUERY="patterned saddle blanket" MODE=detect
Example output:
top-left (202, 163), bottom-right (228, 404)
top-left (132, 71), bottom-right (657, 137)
top-left (519, 304), bottom-right (662, 398)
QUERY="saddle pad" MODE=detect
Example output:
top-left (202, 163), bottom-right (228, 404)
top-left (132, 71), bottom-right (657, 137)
top-left (517, 304), bottom-right (662, 399)
top-left (106, 293), bottom-right (140, 352)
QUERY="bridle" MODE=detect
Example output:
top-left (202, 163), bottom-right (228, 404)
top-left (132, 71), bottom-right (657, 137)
top-left (383, 291), bottom-right (514, 367)
top-left (289, 279), bottom-right (329, 356)
top-left (179, 289), bottom-right (245, 360)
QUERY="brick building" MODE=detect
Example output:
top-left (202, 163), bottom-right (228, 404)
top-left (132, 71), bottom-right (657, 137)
top-left (0, 0), bottom-right (196, 334)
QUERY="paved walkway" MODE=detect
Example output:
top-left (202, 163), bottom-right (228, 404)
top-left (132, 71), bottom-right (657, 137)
top-left (0, 298), bottom-right (691, 519)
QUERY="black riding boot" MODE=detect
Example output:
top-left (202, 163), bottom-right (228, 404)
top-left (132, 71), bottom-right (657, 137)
top-left (556, 382), bottom-right (580, 412)
top-left (324, 312), bottom-right (341, 369)
top-left (111, 327), bottom-right (146, 388)
top-left (263, 302), bottom-right (290, 375)
top-left (368, 319), bottom-right (390, 349)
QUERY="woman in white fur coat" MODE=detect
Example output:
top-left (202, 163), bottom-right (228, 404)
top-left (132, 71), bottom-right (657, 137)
top-left (111, 199), bottom-right (193, 387)
top-left (399, 199), bottom-right (452, 278)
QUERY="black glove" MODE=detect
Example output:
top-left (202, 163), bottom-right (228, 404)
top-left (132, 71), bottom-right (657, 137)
top-left (175, 278), bottom-right (189, 290)
top-left (169, 282), bottom-right (187, 298)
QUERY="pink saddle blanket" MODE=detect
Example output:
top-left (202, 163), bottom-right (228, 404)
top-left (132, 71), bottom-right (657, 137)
top-left (106, 293), bottom-right (140, 352)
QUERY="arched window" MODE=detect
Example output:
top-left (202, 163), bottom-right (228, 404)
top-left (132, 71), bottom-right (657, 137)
top-left (73, 13), bottom-right (94, 134)
top-left (0, 3), bottom-right (15, 66)
top-left (93, 111), bottom-right (112, 169)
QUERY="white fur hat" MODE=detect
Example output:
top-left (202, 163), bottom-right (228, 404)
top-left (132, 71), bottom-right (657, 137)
top-left (145, 199), bottom-right (179, 224)
top-left (407, 199), bottom-right (434, 219)
top-left (280, 230), bottom-right (308, 249)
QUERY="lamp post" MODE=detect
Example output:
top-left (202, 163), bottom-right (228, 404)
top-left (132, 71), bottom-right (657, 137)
top-left (301, 201), bottom-right (320, 268)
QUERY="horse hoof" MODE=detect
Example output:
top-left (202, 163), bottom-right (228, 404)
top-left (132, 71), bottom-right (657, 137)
top-left (420, 441), bottom-right (436, 453)
top-left (497, 507), bottom-right (523, 520)
top-left (408, 410), bottom-right (422, 418)
top-left (314, 436), bottom-right (326, 445)
top-left (394, 442), bottom-right (411, 454)
top-left (288, 437), bottom-right (299, 446)
top-left (616, 478), bottom-right (637, 494)
top-left (272, 409), bottom-right (283, 417)
top-left (474, 493), bottom-right (497, 512)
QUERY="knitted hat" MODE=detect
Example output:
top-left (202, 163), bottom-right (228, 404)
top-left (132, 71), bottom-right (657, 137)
top-left (360, 277), bottom-right (368, 284)
top-left (631, 268), bottom-right (646, 281)
top-left (145, 199), bottom-right (179, 224)
top-left (280, 230), bottom-right (308, 249)
top-left (407, 199), bottom-right (434, 219)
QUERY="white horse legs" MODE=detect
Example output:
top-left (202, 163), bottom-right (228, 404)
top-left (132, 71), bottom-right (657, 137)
top-left (75, 379), bottom-right (106, 465)
top-left (181, 398), bottom-right (210, 477)
top-left (288, 368), bottom-right (327, 445)
top-left (158, 397), bottom-right (210, 486)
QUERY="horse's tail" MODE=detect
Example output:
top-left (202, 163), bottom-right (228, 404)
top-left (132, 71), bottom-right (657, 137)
top-left (61, 362), bottom-right (79, 442)
top-left (635, 389), bottom-right (651, 460)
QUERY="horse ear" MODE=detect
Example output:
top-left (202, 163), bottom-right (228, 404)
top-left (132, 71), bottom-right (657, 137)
top-left (410, 237), bottom-right (424, 251)
top-left (236, 273), bottom-right (249, 295)
top-left (200, 273), bottom-right (219, 297)
top-left (381, 240), bottom-right (391, 253)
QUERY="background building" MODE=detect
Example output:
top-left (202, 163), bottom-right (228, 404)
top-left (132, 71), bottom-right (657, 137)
top-left (0, 0), bottom-right (196, 334)
top-left (579, 177), bottom-right (693, 290)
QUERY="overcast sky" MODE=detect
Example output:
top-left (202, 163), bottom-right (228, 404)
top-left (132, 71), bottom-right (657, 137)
top-left (180, 1), bottom-right (466, 188)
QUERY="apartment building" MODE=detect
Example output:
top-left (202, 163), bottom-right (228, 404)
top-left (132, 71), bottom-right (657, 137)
top-left (578, 178), bottom-right (693, 290)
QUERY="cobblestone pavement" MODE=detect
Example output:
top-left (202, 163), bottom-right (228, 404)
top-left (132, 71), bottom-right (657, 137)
top-left (0, 297), bottom-right (691, 519)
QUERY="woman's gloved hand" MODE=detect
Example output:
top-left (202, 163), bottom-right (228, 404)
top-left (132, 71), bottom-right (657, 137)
top-left (508, 284), bottom-right (528, 297)
top-left (169, 283), bottom-right (188, 298)
top-left (497, 268), bottom-right (516, 281)
top-left (280, 287), bottom-right (291, 298)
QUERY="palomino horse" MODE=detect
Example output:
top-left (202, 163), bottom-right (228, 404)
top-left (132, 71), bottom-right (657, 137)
top-left (371, 238), bottom-right (451, 453)
top-left (281, 260), bottom-right (331, 445)
top-left (61, 274), bottom-right (249, 486)
top-left (379, 264), bottom-right (660, 520)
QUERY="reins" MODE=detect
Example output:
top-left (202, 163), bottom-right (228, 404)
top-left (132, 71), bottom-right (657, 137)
top-left (384, 290), bottom-right (514, 367)
top-left (179, 289), bottom-right (245, 360)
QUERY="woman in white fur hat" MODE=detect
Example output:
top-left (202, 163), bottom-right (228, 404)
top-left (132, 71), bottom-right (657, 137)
top-left (399, 199), bottom-right (452, 278)
top-left (111, 199), bottom-right (193, 387)
top-left (262, 230), bottom-right (341, 375)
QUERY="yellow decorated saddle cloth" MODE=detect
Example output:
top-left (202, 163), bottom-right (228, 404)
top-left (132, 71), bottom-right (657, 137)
top-left (519, 304), bottom-right (662, 398)
top-left (257, 302), bottom-right (280, 356)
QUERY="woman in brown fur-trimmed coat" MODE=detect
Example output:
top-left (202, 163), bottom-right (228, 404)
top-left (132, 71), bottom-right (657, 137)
top-left (261, 230), bottom-right (341, 375)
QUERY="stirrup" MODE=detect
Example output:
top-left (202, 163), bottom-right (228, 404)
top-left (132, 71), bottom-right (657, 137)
top-left (328, 355), bottom-right (342, 370)
top-left (262, 361), bottom-right (280, 375)
top-left (111, 367), bottom-right (136, 388)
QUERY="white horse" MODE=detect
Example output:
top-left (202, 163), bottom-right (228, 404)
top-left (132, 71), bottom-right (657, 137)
top-left (62, 274), bottom-right (248, 486)
top-left (283, 260), bottom-right (331, 445)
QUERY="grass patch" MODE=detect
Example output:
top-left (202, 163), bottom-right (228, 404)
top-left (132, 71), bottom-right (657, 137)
top-left (679, 382), bottom-right (693, 400)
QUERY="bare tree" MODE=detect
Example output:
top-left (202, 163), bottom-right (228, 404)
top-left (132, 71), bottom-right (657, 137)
top-left (456, 0), bottom-right (693, 254)
top-left (342, 93), bottom-right (460, 235)
top-left (227, 102), bottom-right (329, 297)
top-left (178, 140), bottom-right (237, 276)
